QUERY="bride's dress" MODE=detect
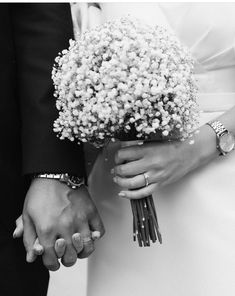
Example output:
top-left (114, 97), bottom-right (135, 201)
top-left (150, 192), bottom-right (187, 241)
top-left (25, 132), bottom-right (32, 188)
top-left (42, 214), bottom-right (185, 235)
top-left (84, 3), bottom-right (235, 296)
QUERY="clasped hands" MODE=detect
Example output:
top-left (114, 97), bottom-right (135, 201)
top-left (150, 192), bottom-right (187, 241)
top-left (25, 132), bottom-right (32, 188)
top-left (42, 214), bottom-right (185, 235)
top-left (14, 178), bottom-right (105, 271)
top-left (14, 140), bottom-right (197, 271)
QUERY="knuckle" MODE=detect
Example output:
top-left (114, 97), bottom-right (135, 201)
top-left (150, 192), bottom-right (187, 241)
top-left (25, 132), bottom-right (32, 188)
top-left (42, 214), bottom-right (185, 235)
top-left (38, 225), bottom-right (53, 237)
top-left (60, 217), bottom-right (73, 230)
top-left (45, 263), bottom-right (60, 272)
top-left (76, 212), bottom-right (87, 223)
top-left (152, 157), bottom-right (163, 169)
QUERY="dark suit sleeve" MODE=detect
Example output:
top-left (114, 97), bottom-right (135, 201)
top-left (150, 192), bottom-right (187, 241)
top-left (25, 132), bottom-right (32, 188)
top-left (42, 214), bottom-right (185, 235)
top-left (10, 3), bottom-right (86, 176)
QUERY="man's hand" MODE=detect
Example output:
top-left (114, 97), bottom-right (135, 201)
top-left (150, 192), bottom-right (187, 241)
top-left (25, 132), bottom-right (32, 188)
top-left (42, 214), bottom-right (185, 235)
top-left (22, 178), bottom-right (105, 271)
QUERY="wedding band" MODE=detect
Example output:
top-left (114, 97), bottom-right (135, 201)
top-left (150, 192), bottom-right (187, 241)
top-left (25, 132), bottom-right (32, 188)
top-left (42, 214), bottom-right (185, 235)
top-left (143, 172), bottom-right (149, 187)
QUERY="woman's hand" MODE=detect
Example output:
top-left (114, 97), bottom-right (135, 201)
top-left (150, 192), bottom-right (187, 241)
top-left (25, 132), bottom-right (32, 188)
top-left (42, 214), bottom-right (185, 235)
top-left (112, 140), bottom-right (200, 199)
top-left (112, 122), bottom-right (222, 199)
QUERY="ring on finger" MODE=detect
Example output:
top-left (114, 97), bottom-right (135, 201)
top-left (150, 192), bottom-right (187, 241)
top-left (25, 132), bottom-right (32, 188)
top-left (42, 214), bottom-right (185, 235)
top-left (143, 172), bottom-right (150, 187)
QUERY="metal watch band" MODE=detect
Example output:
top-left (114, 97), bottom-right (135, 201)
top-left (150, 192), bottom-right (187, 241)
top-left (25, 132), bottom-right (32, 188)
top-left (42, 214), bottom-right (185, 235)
top-left (36, 173), bottom-right (62, 180)
top-left (207, 120), bottom-right (227, 136)
top-left (35, 173), bottom-right (85, 189)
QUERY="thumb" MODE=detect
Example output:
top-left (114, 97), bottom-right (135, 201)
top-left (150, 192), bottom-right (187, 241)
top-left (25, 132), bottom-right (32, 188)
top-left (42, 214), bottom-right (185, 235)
top-left (13, 215), bottom-right (23, 238)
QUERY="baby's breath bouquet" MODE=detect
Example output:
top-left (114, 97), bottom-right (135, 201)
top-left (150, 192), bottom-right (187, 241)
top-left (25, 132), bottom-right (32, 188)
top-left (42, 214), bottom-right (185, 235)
top-left (52, 17), bottom-right (199, 247)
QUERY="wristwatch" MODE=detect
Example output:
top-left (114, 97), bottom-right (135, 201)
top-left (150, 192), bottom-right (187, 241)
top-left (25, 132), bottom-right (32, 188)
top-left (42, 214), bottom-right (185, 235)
top-left (34, 173), bottom-right (85, 189)
top-left (207, 120), bottom-right (235, 156)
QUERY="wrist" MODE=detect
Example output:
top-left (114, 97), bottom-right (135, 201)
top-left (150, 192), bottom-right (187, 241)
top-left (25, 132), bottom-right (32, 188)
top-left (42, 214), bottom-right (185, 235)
top-left (206, 120), bottom-right (235, 155)
top-left (191, 124), bottom-right (219, 168)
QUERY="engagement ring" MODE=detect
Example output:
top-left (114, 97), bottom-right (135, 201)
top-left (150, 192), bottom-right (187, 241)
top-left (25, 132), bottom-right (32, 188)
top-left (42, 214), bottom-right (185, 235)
top-left (143, 172), bottom-right (149, 187)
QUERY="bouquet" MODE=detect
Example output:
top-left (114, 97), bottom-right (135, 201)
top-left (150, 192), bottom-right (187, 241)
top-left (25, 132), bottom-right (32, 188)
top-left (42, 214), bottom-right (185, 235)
top-left (52, 17), bottom-right (199, 247)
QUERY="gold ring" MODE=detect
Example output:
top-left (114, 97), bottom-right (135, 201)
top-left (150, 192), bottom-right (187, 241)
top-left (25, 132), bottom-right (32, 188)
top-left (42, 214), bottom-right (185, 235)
top-left (143, 172), bottom-right (149, 187)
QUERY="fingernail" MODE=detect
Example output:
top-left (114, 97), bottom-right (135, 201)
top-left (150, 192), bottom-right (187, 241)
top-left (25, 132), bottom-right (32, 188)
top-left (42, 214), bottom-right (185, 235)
top-left (113, 177), bottom-right (117, 183)
top-left (118, 191), bottom-right (126, 197)
top-left (92, 231), bottom-right (101, 241)
top-left (56, 239), bottom-right (65, 248)
top-left (111, 168), bottom-right (114, 174)
top-left (73, 233), bottom-right (81, 242)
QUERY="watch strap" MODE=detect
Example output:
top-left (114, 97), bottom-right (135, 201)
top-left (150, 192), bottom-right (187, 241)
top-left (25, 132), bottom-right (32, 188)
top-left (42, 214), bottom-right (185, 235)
top-left (35, 173), bottom-right (85, 189)
top-left (207, 120), bottom-right (227, 137)
top-left (36, 173), bottom-right (63, 180)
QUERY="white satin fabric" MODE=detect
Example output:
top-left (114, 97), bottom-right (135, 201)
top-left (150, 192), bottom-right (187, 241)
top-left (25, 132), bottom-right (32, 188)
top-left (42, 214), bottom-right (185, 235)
top-left (83, 3), bottom-right (235, 296)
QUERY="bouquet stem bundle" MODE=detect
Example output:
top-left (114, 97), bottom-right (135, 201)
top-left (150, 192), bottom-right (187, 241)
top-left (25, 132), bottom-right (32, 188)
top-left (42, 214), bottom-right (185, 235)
top-left (131, 196), bottom-right (162, 247)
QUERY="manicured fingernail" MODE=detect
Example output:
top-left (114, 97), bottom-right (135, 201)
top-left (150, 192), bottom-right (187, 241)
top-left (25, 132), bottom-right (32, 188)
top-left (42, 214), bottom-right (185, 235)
top-left (73, 233), bottom-right (81, 242)
top-left (111, 168), bottom-right (114, 174)
top-left (118, 191), bottom-right (126, 197)
top-left (92, 231), bottom-right (101, 241)
top-left (56, 239), bottom-right (65, 248)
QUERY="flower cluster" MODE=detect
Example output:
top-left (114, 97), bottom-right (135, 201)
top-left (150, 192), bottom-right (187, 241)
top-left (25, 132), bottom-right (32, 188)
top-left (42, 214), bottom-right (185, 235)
top-left (52, 17), bottom-right (199, 147)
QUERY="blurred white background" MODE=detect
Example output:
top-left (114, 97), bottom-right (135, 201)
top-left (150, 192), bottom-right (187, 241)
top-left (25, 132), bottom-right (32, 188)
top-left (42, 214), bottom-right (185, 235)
top-left (48, 259), bottom-right (87, 296)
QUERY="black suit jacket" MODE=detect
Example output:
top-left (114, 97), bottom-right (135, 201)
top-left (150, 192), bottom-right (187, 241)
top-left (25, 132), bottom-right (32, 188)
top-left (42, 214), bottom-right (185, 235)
top-left (0, 4), bottom-right (85, 230)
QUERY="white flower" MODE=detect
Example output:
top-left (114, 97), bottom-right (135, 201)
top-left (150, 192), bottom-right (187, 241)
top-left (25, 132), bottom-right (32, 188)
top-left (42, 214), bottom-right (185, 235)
top-left (52, 17), bottom-right (199, 146)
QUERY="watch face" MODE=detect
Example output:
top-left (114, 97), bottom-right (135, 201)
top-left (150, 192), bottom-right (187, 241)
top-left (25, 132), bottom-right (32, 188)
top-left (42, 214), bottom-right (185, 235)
top-left (69, 176), bottom-right (81, 185)
top-left (219, 133), bottom-right (235, 153)
top-left (68, 175), bottom-right (84, 187)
